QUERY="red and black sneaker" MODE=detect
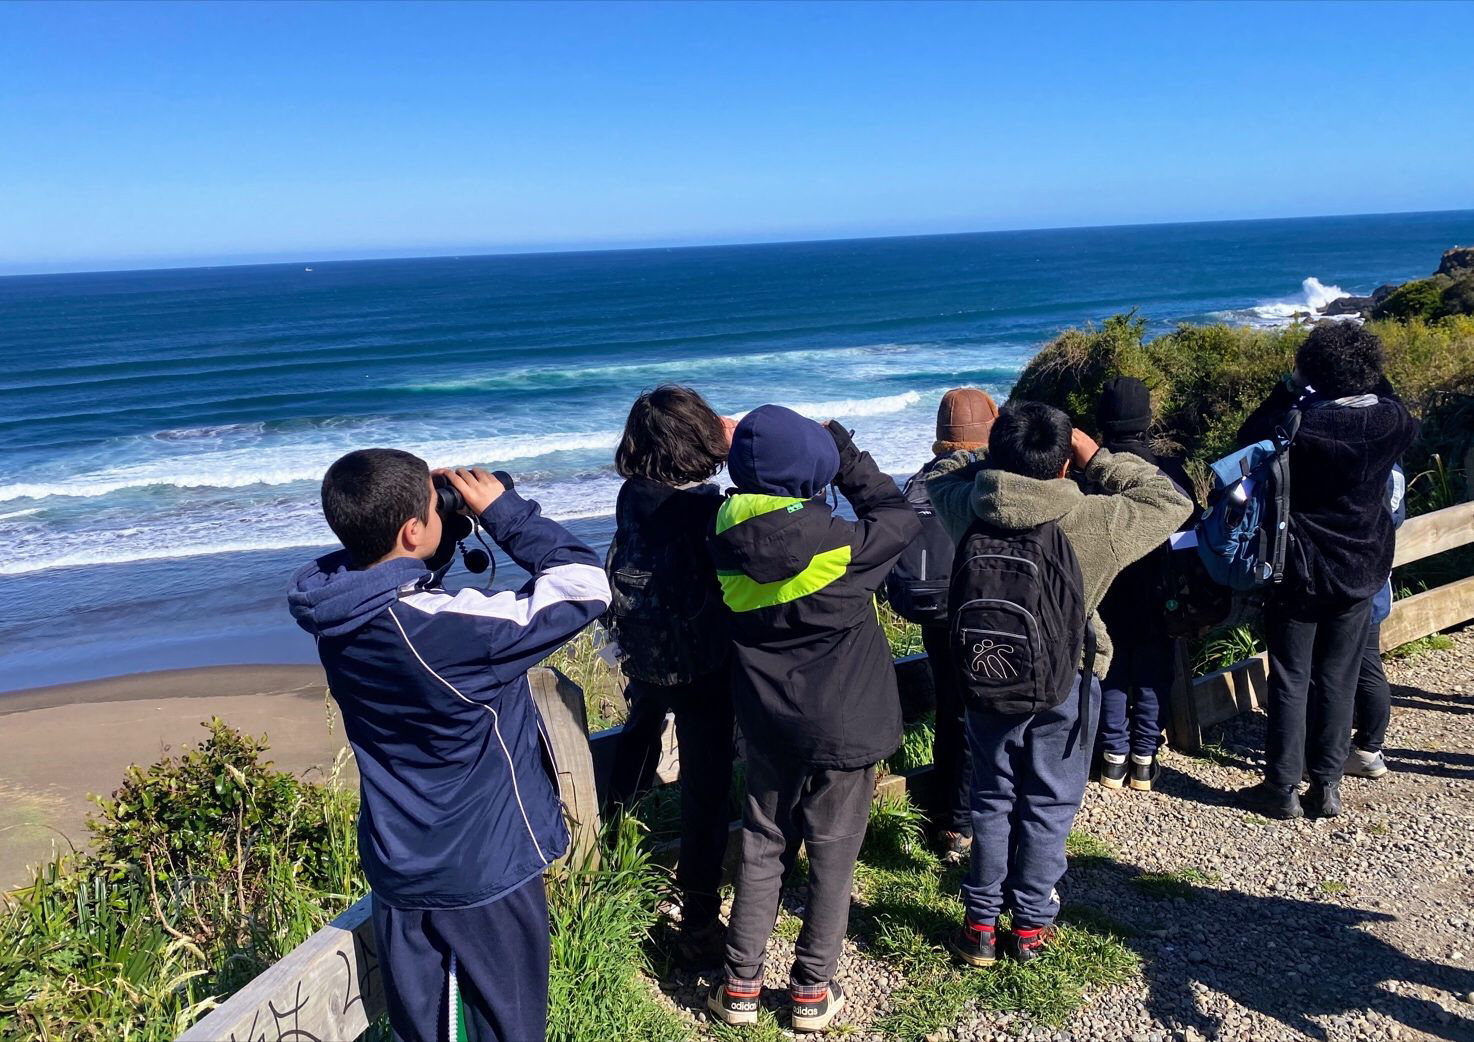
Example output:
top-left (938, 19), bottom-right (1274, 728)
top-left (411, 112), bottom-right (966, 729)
top-left (1006, 924), bottom-right (1057, 964)
top-left (790, 980), bottom-right (845, 1033)
top-left (707, 976), bottom-right (762, 1026)
top-left (948, 919), bottom-right (998, 967)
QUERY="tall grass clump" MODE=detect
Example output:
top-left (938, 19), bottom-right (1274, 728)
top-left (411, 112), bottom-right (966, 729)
top-left (546, 815), bottom-right (690, 1042)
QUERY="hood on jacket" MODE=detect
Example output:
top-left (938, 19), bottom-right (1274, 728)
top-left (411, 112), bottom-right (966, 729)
top-left (712, 495), bottom-right (837, 585)
top-left (288, 551), bottom-right (431, 638)
top-left (969, 469), bottom-right (1085, 532)
top-left (615, 476), bottom-right (721, 527)
top-left (729, 405), bottom-right (839, 498)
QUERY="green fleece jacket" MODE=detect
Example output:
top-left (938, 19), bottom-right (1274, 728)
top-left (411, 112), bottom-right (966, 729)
top-left (926, 447), bottom-right (1193, 678)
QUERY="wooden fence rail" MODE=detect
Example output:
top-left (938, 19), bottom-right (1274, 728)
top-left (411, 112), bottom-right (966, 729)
top-left (179, 501), bottom-right (1473, 1040)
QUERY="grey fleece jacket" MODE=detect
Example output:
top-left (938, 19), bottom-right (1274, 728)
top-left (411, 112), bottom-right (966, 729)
top-left (926, 447), bottom-right (1193, 678)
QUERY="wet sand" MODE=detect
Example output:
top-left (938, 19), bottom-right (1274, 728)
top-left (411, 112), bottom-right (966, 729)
top-left (0, 665), bottom-right (356, 891)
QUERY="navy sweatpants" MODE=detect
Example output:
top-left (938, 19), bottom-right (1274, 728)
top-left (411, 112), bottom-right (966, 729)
top-left (1098, 635), bottom-right (1172, 758)
top-left (962, 674), bottom-right (1101, 928)
top-left (372, 874), bottom-right (550, 1042)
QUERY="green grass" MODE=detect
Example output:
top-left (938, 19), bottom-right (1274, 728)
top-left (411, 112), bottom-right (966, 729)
top-left (546, 815), bottom-right (691, 1042)
top-left (884, 713), bottom-right (937, 774)
top-left (848, 798), bottom-right (1138, 1040)
top-left (1130, 867), bottom-right (1222, 900)
top-left (1384, 632), bottom-right (1455, 661)
top-left (706, 1009), bottom-right (789, 1042)
top-left (1317, 880), bottom-right (1348, 896)
top-left (1065, 830), bottom-right (1118, 862)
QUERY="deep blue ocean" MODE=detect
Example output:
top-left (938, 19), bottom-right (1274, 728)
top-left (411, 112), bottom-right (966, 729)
top-left (3, 211), bottom-right (1472, 691)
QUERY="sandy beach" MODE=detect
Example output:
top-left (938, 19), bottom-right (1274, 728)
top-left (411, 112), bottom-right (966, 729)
top-left (0, 664), bottom-right (357, 891)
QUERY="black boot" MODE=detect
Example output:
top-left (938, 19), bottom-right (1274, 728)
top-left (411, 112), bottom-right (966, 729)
top-left (1301, 780), bottom-right (1343, 818)
top-left (1239, 781), bottom-right (1304, 820)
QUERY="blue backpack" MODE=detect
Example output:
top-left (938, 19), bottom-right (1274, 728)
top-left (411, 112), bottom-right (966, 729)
top-left (1196, 405), bottom-right (1303, 592)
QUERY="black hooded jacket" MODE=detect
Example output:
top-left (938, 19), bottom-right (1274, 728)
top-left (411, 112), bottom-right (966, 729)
top-left (707, 425), bottom-right (921, 769)
top-left (1238, 381), bottom-right (1418, 602)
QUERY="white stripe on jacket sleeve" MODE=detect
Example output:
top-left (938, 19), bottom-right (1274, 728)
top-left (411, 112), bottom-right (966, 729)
top-left (399, 562), bottom-right (610, 624)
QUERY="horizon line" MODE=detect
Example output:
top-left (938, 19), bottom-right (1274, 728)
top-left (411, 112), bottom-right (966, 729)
top-left (5, 205), bottom-right (1472, 280)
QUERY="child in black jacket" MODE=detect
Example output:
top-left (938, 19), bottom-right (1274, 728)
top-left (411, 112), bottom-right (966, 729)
top-left (1236, 324), bottom-right (1418, 820)
top-left (603, 385), bottom-right (736, 967)
top-left (705, 406), bottom-right (920, 1033)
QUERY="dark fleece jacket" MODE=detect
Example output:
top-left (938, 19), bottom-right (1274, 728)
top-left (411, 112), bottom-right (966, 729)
top-left (1238, 382), bottom-right (1418, 602)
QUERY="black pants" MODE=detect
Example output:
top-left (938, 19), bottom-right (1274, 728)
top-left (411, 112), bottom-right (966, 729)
top-left (922, 624), bottom-right (972, 834)
top-left (605, 673), bottom-right (735, 928)
top-left (372, 875), bottom-right (549, 1042)
top-left (1264, 594), bottom-right (1373, 793)
top-left (1352, 616), bottom-right (1390, 753)
top-left (724, 744), bottom-right (875, 987)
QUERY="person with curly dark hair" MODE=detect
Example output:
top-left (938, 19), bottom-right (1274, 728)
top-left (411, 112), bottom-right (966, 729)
top-left (1236, 322), bottom-right (1418, 821)
top-left (602, 385), bottom-right (738, 969)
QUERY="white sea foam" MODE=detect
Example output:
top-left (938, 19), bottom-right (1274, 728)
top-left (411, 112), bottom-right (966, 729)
top-left (0, 429), bottom-right (625, 503)
top-left (1221, 277), bottom-right (1356, 329)
top-left (782, 390), bottom-right (924, 419)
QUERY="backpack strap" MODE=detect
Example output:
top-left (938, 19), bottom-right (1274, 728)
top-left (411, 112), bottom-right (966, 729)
top-left (1077, 621), bottom-right (1098, 752)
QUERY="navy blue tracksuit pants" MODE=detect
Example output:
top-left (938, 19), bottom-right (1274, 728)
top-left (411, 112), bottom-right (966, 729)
top-left (1098, 635), bottom-right (1172, 758)
top-left (962, 674), bottom-right (1101, 929)
top-left (372, 874), bottom-right (549, 1042)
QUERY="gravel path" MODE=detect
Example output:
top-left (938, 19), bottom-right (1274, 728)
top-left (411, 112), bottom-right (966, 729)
top-left (656, 625), bottom-right (1474, 1041)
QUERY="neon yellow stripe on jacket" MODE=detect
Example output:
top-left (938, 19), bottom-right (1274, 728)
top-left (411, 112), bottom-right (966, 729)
top-left (716, 544), bottom-right (853, 612)
top-left (714, 493), bottom-right (807, 535)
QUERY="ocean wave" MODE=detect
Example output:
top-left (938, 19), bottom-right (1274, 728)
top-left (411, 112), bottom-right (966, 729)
top-left (402, 344), bottom-right (914, 393)
top-left (0, 429), bottom-right (624, 503)
top-left (780, 390), bottom-right (925, 419)
top-left (1220, 277), bottom-right (1354, 328)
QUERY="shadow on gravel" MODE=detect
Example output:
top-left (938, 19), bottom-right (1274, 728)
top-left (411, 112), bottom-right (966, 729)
top-left (1381, 745), bottom-right (1474, 781)
top-left (1391, 683), bottom-right (1474, 717)
top-left (1068, 854), bottom-right (1474, 1041)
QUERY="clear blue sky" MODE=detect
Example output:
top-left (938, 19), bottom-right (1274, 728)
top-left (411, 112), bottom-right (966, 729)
top-left (3, 0), bottom-right (1471, 274)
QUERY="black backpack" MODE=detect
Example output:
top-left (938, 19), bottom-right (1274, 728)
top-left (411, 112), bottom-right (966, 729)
top-left (883, 465), bottom-right (957, 625)
top-left (603, 528), bottom-right (730, 687)
top-left (948, 519), bottom-right (1093, 721)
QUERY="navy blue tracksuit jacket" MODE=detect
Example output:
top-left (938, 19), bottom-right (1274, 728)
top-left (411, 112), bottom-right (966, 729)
top-left (288, 489), bottom-right (611, 910)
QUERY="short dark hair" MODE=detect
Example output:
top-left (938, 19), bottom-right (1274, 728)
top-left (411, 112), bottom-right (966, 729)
top-left (321, 449), bottom-right (431, 566)
top-left (1296, 323), bottom-right (1386, 398)
top-left (616, 385), bottom-right (729, 485)
top-left (988, 401), bottom-right (1073, 480)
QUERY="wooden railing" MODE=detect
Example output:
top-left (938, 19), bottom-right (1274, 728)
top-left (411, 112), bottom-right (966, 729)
top-left (179, 502), bottom-right (1472, 1040)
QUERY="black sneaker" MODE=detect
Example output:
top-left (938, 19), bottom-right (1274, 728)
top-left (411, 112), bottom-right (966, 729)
top-left (938, 830), bottom-right (973, 865)
top-left (1100, 754), bottom-right (1128, 790)
top-left (790, 980), bottom-right (844, 1033)
top-left (1238, 781), bottom-right (1304, 820)
top-left (1129, 754), bottom-right (1161, 792)
top-left (1301, 780), bottom-right (1343, 818)
top-left (672, 919), bottom-right (727, 969)
top-left (948, 920), bottom-right (998, 967)
top-left (707, 977), bottom-right (762, 1026)
top-left (1005, 924), bottom-right (1057, 964)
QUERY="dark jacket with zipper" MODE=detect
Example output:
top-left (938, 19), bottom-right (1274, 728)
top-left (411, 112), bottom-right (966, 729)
top-left (707, 425), bottom-right (921, 770)
top-left (1095, 436), bottom-right (1199, 644)
top-left (1237, 381), bottom-right (1418, 603)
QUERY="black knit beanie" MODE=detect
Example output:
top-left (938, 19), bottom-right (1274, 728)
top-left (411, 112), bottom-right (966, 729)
top-left (1097, 376), bottom-right (1152, 437)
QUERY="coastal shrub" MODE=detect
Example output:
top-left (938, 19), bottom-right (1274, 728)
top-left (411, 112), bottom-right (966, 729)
top-left (0, 721), bottom-right (363, 1040)
top-left (1009, 311), bottom-right (1161, 436)
top-left (1372, 277), bottom-right (1449, 322)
